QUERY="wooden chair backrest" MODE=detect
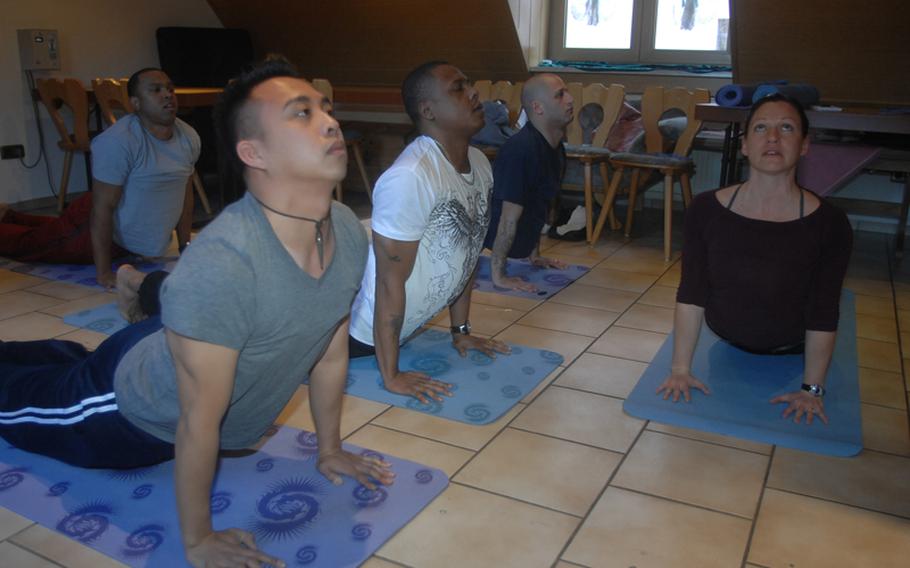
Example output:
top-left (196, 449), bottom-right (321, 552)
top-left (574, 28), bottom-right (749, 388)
top-left (475, 80), bottom-right (524, 125)
top-left (91, 78), bottom-right (133, 127)
top-left (312, 78), bottom-right (334, 102)
top-left (564, 82), bottom-right (626, 147)
top-left (640, 86), bottom-right (711, 156)
top-left (36, 77), bottom-right (91, 150)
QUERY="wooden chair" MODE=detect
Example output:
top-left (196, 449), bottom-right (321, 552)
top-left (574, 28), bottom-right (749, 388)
top-left (598, 86), bottom-right (711, 260)
top-left (312, 78), bottom-right (372, 202)
top-left (91, 78), bottom-right (132, 127)
top-left (472, 80), bottom-right (524, 161)
top-left (36, 78), bottom-right (91, 213)
top-left (562, 82), bottom-right (626, 243)
top-left (91, 77), bottom-right (212, 215)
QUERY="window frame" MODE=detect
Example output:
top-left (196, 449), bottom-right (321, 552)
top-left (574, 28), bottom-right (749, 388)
top-left (548, 0), bottom-right (732, 66)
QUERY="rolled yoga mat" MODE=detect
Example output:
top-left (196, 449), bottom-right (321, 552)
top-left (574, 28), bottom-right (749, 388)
top-left (345, 328), bottom-right (563, 424)
top-left (715, 84), bottom-right (759, 107)
top-left (0, 425), bottom-right (448, 567)
top-left (623, 291), bottom-right (861, 457)
top-left (751, 83), bottom-right (820, 107)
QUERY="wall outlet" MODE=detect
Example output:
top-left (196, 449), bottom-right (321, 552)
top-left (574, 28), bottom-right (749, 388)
top-left (1, 145), bottom-right (25, 160)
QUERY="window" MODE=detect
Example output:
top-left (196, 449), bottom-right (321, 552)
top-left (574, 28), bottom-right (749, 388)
top-left (549, 0), bottom-right (731, 65)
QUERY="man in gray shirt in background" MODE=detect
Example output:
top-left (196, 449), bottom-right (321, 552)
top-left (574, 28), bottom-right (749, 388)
top-left (0, 57), bottom-right (392, 568)
top-left (0, 67), bottom-right (199, 288)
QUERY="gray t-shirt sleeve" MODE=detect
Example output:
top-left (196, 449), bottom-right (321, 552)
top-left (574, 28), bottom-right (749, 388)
top-left (160, 237), bottom-right (254, 350)
top-left (90, 128), bottom-right (133, 186)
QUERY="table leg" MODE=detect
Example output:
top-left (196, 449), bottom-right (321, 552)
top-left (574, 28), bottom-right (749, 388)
top-left (726, 122), bottom-right (742, 186)
top-left (719, 124), bottom-right (732, 187)
top-left (896, 175), bottom-right (910, 255)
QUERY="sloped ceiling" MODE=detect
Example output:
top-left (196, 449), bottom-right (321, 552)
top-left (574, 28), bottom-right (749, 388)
top-left (207, 0), bottom-right (528, 86)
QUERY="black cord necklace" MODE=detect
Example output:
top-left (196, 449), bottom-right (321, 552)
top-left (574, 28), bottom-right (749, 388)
top-left (251, 194), bottom-right (330, 269)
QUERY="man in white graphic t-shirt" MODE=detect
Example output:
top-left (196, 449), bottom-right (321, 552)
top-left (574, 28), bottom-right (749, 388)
top-left (349, 61), bottom-right (510, 403)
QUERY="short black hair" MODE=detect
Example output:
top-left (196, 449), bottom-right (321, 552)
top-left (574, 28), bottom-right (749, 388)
top-left (212, 54), bottom-right (301, 184)
top-left (127, 67), bottom-right (164, 98)
top-left (745, 93), bottom-right (810, 137)
top-left (401, 60), bottom-right (448, 125)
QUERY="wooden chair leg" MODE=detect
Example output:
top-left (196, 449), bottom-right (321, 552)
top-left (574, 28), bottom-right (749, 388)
top-left (350, 141), bottom-right (372, 202)
top-left (191, 170), bottom-right (212, 215)
top-left (663, 173), bottom-right (674, 262)
top-left (680, 172), bottom-right (693, 208)
top-left (599, 162), bottom-right (621, 231)
top-left (57, 150), bottom-right (73, 213)
top-left (591, 164), bottom-right (624, 244)
top-left (624, 168), bottom-right (642, 238)
top-left (583, 162), bottom-right (593, 243)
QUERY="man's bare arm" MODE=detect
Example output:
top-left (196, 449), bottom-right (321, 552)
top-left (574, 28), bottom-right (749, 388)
top-left (310, 317), bottom-right (394, 487)
top-left (90, 180), bottom-right (123, 288)
top-left (168, 330), bottom-right (282, 568)
top-left (490, 201), bottom-right (537, 291)
top-left (372, 233), bottom-right (452, 402)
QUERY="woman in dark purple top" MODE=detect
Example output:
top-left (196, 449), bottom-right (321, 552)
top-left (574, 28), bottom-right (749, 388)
top-left (658, 94), bottom-right (853, 425)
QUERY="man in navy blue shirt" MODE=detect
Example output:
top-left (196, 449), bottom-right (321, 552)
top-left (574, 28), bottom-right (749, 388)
top-left (484, 73), bottom-right (574, 292)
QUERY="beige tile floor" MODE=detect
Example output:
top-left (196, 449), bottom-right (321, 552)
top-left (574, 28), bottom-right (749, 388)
top-left (1, 224), bottom-right (909, 567)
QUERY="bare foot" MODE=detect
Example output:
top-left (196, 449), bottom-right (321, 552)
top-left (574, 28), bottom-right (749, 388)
top-left (116, 264), bottom-right (147, 323)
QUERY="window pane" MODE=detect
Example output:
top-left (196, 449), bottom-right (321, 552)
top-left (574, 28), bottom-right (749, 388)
top-left (654, 0), bottom-right (729, 51)
top-left (564, 0), bottom-right (635, 50)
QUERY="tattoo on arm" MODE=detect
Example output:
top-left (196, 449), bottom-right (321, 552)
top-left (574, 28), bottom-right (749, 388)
top-left (491, 217), bottom-right (518, 279)
top-left (377, 238), bottom-right (402, 263)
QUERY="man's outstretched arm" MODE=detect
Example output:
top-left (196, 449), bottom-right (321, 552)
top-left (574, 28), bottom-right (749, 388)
top-left (372, 233), bottom-right (453, 403)
top-left (489, 200), bottom-right (538, 292)
top-left (168, 329), bottom-right (284, 568)
top-left (90, 180), bottom-right (123, 288)
top-left (310, 317), bottom-right (395, 487)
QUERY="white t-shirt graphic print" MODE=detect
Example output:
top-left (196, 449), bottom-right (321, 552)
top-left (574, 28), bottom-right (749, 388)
top-left (350, 136), bottom-right (492, 345)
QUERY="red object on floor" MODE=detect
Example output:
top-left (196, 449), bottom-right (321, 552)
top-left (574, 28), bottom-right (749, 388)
top-left (0, 193), bottom-right (125, 263)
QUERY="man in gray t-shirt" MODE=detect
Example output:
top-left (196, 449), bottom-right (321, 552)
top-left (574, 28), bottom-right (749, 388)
top-left (0, 58), bottom-right (393, 568)
top-left (0, 68), bottom-right (199, 289)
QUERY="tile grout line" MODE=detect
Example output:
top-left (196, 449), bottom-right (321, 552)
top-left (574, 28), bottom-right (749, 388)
top-left (766, 486), bottom-right (910, 522)
top-left (549, 419), bottom-right (650, 565)
top-left (5, 539), bottom-right (67, 567)
top-left (887, 243), bottom-right (910, 425)
top-left (446, 480), bottom-right (585, 519)
top-left (740, 444), bottom-right (776, 566)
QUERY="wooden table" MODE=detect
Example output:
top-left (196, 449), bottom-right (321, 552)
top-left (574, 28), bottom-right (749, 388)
top-left (695, 103), bottom-right (910, 251)
top-left (176, 87), bottom-right (411, 126)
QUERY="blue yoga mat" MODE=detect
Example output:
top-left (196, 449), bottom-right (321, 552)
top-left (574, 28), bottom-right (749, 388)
top-left (752, 83), bottom-right (820, 107)
top-left (0, 425), bottom-right (447, 567)
top-left (623, 291), bottom-right (861, 457)
top-left (63, 302), bottom-right (128, 335)
top-left (716, 84), bottom-right (759, 107)
top-left (345, 329), bottom-right (563, 424)
top-left (4, 257), bottom-right (173, 289)
top-left (474, 255), bottom-right (589, 299)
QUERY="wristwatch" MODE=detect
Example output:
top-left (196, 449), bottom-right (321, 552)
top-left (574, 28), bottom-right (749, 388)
top-left (801, 383), bottom-right (826, 397)
top-left (450, 321), bottom-right (471, 335)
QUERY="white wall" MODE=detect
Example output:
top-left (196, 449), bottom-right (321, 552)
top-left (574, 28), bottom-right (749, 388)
top-left (0, 0), bottom-right (222, 204)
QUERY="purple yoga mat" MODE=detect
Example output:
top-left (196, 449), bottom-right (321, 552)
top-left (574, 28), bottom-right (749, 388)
top-left (0, 425), bottom-right (448, 567)
top-left (797, 143), bottom-right (881, 197)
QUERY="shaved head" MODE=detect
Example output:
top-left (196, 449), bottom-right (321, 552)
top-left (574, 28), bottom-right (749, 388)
top-left (521, 73), bottom-right (563, 113)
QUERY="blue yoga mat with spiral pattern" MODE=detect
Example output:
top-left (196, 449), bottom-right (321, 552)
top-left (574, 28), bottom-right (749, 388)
top-left (0, 425), bottom-right (448, 567)
top-left (345, 329), bottom-right (563, 424)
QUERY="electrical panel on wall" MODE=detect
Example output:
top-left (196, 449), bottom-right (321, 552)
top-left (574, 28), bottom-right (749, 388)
top-left (18, 29), bottom-right (60, 71)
